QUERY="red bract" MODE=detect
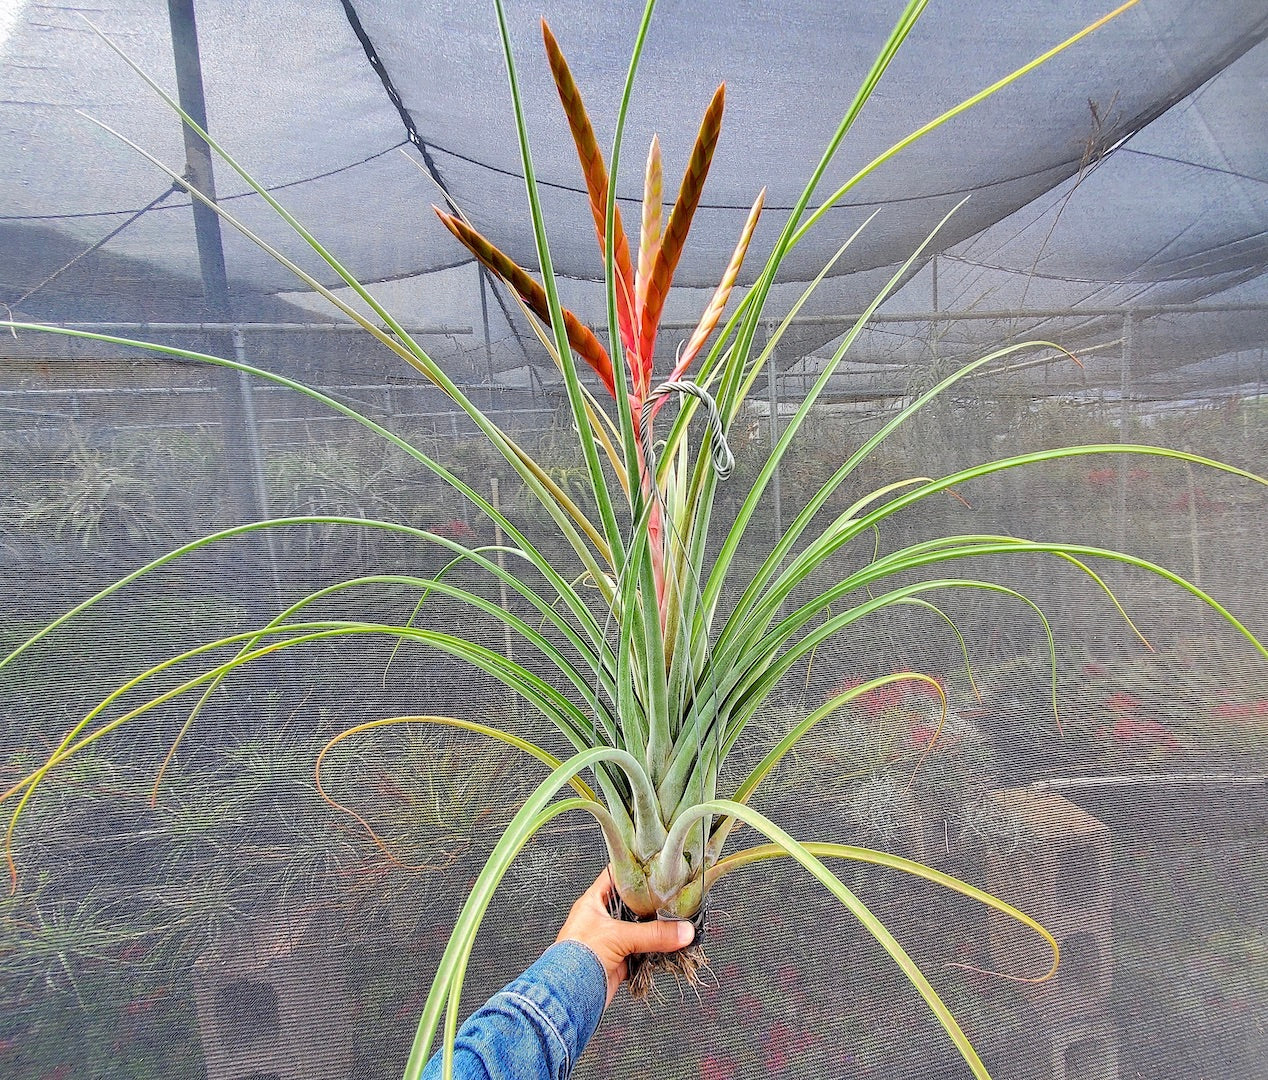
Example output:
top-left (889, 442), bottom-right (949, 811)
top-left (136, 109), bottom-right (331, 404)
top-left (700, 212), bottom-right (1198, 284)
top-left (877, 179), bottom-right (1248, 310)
top-left (436, 23), bottom-right (766, 625)
top-left (438, 20), bottom-right (762, 420)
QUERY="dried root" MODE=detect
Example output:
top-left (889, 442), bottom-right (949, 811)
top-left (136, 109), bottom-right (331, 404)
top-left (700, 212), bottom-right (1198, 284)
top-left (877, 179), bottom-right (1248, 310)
top-left (607, 890), bottom-right (709, 1000)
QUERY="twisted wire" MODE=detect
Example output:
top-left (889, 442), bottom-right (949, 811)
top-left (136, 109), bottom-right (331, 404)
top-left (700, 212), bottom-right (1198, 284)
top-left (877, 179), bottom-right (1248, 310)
top-left (638, 380), bottom-right (734, 487)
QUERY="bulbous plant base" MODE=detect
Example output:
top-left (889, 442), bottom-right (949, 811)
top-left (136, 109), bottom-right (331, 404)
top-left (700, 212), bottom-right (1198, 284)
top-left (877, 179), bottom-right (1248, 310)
top-left (608, 890), bottom-right (710, 999)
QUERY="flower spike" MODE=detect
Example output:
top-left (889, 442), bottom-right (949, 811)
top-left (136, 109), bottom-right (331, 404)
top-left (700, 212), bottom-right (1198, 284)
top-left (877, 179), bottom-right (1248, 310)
top-left (671, 187), bottom-right (766, 383)
top-left (636, 135), bottom-right (664, 376)
top-left (434, 208), bottom-right (616, 396)
top-left (638, 83), bottom-right (726, 382)
top-left (542, 20), bottom-right (638, 365)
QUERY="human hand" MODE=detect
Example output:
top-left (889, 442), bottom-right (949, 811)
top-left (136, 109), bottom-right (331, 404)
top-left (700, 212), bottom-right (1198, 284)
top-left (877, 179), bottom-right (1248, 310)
top-left (556, 868), bottom-right (695, 1004)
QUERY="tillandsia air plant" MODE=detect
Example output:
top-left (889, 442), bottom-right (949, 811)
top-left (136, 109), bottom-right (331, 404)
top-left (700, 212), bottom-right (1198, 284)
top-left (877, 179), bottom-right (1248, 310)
top-left (3, 1), bottom-right (1268, 1078)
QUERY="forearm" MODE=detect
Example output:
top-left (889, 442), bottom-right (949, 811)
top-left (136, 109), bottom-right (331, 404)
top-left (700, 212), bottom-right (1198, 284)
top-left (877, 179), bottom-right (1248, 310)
top-left (419, 940), bottom-right (608, 1080)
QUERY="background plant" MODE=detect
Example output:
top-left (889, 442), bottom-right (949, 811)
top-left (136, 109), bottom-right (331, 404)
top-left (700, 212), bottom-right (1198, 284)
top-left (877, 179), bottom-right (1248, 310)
top-left (2, 3), bottom-right (1267, 1080)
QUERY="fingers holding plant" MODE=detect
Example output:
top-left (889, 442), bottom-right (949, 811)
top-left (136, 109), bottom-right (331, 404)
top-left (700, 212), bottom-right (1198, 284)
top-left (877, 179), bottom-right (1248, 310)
top-left (557, 868), bottom-right (696, 1004)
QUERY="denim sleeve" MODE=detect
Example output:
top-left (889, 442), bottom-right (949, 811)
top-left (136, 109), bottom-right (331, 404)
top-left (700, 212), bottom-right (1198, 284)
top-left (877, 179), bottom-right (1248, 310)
top-left (418, 939), bottom-right (608, 1080)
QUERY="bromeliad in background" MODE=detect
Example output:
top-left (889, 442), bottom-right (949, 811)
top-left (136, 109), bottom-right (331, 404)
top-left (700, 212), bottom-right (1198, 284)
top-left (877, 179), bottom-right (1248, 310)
top-left (3, 3), bottom-right (1266, 1079)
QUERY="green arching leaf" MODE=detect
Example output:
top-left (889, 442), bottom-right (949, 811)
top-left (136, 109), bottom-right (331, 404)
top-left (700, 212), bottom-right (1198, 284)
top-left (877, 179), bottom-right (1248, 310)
top-left (404, 747), bottom-right (655, 1080)
top-left (712, 0), bottom-right (930, 447)
top-left (727, 442), bottom-right (1268, 665)
top-left (730, 672), bottom-right (944, 810)
top-left (721, 537), bottom-right (1268, 758)
top-left (890, 597), bottom-right (983, 704)
top-left (2, 621), bottom-right (611, 887)
top-left (154, 546), bottom-right (624, 804)
top-left (74, 38), bottom-right (616, 590)
top-left (704, 839), bottom-right (1060, 988)
top-left (717, 339), bottom-right (1060, 655)
top-left (661, 799), bottom-right (993, 1080)
top-left (727, 215), bottom-right (878, 420)
top-left (710, 579), bottom-right (1053, 765)
top-left (858, 535), bottom-right (1153, 652)
top-left (789, 0), bottom-right (1143, 248)
top-left (435, 798), bottom-right (610, 1080)
top-left (667, 576), bottom-right (1050, 817)
top-left (700, 586), bottom-right (1058, 844)
top-left (0, 325), bottom-right (610, 655)
top-left (314, 714), bottom-right (598, 804)
top-left (491, 0), bottom-right (625, 568)
top-left (704, 195), bottom-right (970, 635)
top-left (213, 571), bottom-right (616, 739)
top-left (312, 717), bottom-right (636, 869)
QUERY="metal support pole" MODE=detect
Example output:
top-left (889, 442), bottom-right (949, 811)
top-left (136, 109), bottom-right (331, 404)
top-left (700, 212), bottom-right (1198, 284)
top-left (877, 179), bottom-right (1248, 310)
top-left (1115, 312), bottom-right (1134, 550)
top-left (478, 264), bottom-right (497, 410)
top-left (167, 0), bottom-right (258, 528)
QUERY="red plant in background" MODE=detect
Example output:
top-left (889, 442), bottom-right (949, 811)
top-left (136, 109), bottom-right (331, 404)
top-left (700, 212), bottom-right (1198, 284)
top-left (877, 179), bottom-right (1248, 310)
top-left (1098, 690), bottom-right (1179, 749)
top-left (828, 677), bottom-right (901, 716)
top-left (829, 672), bottom-right (943, 720)
top-left (764, 1021), bottom-right (822, 1073)
top-left (430, 518), bottom-right (475, 542)
top-left (1211, 700), bottom-right (1268, 721)
top-left (1084, 467), bottom-right (1149, 486)
top-left (1104, 691), bottom-right (1144, 711)
top-left (1109, 715), bottom-right (1180, 751)
top-left (699, 1054), bottom-right (738, 1080)
top-left (1169, 488), bottom-right (1223, 513)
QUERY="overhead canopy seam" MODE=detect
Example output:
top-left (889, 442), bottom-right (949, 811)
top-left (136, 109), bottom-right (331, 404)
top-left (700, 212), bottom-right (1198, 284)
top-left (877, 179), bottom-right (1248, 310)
top-left (338, 0), bottom-right (537, 373)
top-left (0, 140), bottom-right (412, 223)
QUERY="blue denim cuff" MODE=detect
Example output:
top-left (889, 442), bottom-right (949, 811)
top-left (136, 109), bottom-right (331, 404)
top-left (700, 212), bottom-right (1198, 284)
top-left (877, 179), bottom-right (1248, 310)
top-left (420, 939), bottom-right (607, 1080)
top-left (500, 940), bottom-right (607, 1068)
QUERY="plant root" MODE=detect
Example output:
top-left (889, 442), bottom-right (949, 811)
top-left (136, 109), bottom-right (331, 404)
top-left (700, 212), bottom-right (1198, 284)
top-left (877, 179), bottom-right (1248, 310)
top-left (607, 890), bottom-right (709, 1000)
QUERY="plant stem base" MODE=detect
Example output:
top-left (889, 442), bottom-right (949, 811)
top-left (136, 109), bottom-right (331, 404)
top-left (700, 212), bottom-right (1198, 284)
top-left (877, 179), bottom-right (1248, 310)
top-left (608, 891), bottom-right (710, 999)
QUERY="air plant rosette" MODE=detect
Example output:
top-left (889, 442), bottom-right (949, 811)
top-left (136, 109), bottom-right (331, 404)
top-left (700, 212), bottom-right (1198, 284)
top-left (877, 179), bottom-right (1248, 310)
top-left (3, 3), bottom-right (1268, 1080)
